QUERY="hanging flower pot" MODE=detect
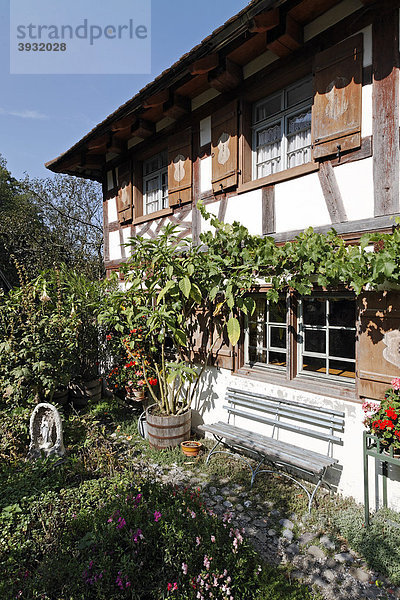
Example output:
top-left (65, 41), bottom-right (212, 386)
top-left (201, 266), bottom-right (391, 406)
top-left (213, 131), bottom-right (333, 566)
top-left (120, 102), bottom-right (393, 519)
top-left (181, 440), bottom-right (203, 458)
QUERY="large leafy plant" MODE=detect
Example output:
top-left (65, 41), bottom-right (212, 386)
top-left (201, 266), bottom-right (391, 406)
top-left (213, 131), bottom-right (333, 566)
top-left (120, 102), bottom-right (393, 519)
top-left (100, 220), bottom-right (257, 416)
top-left (0, 266), bottom-right (80, 406)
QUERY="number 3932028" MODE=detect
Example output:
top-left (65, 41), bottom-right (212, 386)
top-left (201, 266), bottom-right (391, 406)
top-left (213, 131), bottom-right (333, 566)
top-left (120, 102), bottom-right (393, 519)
top-left (18, 43), bottom-right (67, 51)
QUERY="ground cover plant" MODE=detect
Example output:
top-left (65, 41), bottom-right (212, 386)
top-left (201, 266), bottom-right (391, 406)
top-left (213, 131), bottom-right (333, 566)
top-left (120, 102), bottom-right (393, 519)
top-left (0, 396), bottom-right (314, 600)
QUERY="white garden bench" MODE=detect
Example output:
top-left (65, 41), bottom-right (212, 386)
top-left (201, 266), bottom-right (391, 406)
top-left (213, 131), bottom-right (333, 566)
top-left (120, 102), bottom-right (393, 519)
top-left (199, 387), bottom-right (345, 512)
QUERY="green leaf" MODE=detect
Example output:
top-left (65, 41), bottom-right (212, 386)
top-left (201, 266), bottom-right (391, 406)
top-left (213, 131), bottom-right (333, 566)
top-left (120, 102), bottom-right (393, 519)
top-left (156, 280), bottom-right (175, 305)
top-left (227, 317), bottom-right (241, 346)
top-left (174, 329), bottom-right (187, 347)
top-left (179, 277), bottom-right (191, 298)
top-left (189, 283), bottom-right (202, 304)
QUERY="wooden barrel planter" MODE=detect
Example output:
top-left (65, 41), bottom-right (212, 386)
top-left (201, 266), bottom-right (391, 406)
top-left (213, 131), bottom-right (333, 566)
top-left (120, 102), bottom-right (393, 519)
top-left (69, 379), bottom-right (102, 408)
top-left (146, 404), bottom-right (191, 450)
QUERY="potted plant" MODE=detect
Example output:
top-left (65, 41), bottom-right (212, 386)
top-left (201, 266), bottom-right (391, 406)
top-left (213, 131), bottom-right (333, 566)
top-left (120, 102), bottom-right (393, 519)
top-left (363, 377), bottom-right (400, 456)
top-left (99, 213), bottom-right (259, 449)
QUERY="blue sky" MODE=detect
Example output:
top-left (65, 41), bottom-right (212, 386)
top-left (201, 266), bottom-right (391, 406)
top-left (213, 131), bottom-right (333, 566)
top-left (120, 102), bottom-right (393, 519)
top-left (0, 0), bottom-right (247, 180)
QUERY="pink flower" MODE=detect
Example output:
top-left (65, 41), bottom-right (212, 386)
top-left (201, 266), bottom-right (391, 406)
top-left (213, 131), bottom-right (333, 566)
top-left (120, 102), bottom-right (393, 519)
top-left (203, 555), bottom-right (211, 570)
top-left (196, 536), bottom-right (201, 546)
top-left (210, 535), bottom-right (216, 543)
top-left (392, 377), bottom-right (400, 390)
top-left (154, 510), bottom-right (162, 522)
top-left (117, 517), bottom-right (126, 529)
top-left (182, 562), bottom-right (188, 575)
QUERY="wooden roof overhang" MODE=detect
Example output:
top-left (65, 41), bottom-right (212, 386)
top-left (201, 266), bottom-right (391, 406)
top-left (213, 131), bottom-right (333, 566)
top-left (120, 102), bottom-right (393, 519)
top-left (45, 0), bottom-right (363, 182)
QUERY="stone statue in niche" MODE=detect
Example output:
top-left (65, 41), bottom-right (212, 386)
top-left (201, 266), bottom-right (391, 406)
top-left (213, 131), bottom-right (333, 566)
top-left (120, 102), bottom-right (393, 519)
top-left (383, 330), bottom-right (400, 369)
top-left (28, 403), bottom-right (65, 459)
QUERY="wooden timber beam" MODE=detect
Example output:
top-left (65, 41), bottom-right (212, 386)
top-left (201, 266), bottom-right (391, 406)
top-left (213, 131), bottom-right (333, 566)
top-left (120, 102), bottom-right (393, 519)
top-left (189, 53), bottom-right (219, 75)
top-left (249, 8), bottom-right (280, 33)
top-left (86, 134), bottom-right (108, 151)
top-left (266, 14), bottom-right (303, 57)
top-left (142, 89), bottom-right (169, 108)
top-left (208, 57), bottom-right (243, 93)
top-left (80, 153), bottom-right (104, 169)
top-left (131, 118), bottom-right (155, 139)
top-left (106, 135), bottom-right (125, 155)
top-left (163, 93), bottom-right (191, 120)
top-left (372, 7), bottom-right (400, 216)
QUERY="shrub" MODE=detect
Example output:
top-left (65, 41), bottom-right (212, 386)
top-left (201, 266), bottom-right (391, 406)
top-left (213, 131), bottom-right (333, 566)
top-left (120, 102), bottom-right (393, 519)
top-left (1, 475), bottom-right (312, 600)
top-left (332, 506), bottom-right (400, 584)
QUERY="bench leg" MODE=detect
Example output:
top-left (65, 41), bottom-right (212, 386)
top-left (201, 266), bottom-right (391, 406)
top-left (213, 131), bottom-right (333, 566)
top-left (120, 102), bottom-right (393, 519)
top-left (254, 466), bottom-right (325, 514)
top-left (205, 436), bottom-right (260, 480)
top-left (205, 438), bottom-right (222, 465)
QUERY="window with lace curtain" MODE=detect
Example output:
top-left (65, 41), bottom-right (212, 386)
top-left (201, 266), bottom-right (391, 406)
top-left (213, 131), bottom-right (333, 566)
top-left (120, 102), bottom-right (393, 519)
top-left (252, 77), bottom-right (313, 179)
top-left (143, 150), bottom-right (168, 215)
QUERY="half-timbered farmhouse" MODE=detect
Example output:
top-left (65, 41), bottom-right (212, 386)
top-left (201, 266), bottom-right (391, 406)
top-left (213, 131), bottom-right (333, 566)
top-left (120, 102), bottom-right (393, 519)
top-left (47, 0), bottom-right (400, 508)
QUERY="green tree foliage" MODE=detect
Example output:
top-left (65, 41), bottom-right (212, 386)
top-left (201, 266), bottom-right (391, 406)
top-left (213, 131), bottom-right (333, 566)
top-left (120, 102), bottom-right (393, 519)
top-left (0, 155), bottom-right (103, 287)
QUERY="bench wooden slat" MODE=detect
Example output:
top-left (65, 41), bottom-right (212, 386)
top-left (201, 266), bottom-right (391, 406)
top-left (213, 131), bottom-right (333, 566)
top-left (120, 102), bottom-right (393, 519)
top-left (223, 405), bottom-right (343, 445)
top-left (199, 422), bottom-right (336, 474)
top-left (226, 395), bottom-right (344, 431)
top-left (227, 387), bottom-right (345, 419)
top-left (201, 422), bottom-right (334, 472)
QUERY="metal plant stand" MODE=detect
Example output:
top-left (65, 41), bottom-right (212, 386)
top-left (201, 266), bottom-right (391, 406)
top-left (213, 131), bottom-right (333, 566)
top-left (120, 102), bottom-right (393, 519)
top-left (363, 431), bottom-right (400, 525)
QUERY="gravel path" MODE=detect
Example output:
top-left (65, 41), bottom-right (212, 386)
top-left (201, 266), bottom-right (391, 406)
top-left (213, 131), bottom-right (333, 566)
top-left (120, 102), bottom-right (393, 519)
top-left (131, 457), bottom-right (400, 600)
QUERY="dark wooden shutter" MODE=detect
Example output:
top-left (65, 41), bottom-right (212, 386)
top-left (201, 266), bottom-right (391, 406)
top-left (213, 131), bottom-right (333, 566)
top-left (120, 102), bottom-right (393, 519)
top-left (116, 161), bottom-right (133, 223)
top-left (190, 309), bottom-right (235, 371)
top-left (211, 324), bottom-right (235, 370)
top-left (357, 291), bottom-right (400, 400)
top-left (168, 128), bottom-right (192, 207)
top-left (132, 160), bottom-right (143, 219)
top-left (211, 101), bottom-right (238, 193)
top-left (312, 33), bottom-right (363, 160)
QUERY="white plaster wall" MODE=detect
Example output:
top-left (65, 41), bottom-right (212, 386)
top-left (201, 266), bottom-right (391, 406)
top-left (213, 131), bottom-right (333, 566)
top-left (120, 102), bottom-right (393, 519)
top-left (200, 117), bottom-right (211, 148)
top-left (200, 156), bottom-right (212, 194)
top-left (109, 230), bottom-right (122, 261)
top-left (107, 197), bottom-right (118, 223)
top-left (362, 85), bottom-right (372, 138)
top-left (193, 367), bottom-right (400, 510)
top-left (275, 173), bottom-right (331, 233)
top-left (335, 158), bottom-right (374, 222)
top-left (106, 170), bottom-right (114, 191)
top-left (122, 226), bottom-right (132, 257)
top-left (199, 201), bottom-right (220, 234)
top-left (224, 189), bottom-right (263, 236)
top-left (360, 25), bottom-right (372, 68)
top-left (304, 0), bottom-right (363, 42)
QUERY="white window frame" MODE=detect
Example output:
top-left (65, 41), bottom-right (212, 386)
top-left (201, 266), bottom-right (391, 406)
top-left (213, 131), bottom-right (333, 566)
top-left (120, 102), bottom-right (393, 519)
top-left (143, 150), bottom-right (168, 215)
top-left (298, 295), bottom-right (356, 382)
top-left (244, 293), bottom-right (356, 384)
top-left (252, 77), bottom-right (313, 180)
top-left (244, 295), bottom-right (288, 370)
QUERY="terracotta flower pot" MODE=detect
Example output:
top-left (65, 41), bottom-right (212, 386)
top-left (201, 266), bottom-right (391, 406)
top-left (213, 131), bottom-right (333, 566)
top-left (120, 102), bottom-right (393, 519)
top-left (181, 440), bottom-right (203, 458)
top-left (125, 386), bottom-right (145, 401)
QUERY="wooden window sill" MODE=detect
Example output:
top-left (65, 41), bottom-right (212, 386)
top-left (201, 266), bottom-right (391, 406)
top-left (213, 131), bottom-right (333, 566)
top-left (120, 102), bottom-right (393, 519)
top-left (234, 366), bottom-right (359, 404)
top-left (238, 162), bottom-right (319, 194)
top-left (133, 207), bottom-right (173, 225)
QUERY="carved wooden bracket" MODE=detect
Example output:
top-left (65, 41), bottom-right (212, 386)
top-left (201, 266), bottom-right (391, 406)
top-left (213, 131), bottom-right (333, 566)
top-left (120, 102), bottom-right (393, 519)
top-left (189, 53), bottom-right (219, 75)
top-left (208, 57), bottom-right (243, 93)
top-left (249, 8), bottom-right (280, 33)
top-left (267, 15), bottom-right (303, 57)
top-left (163, 93), bottom-right (191, 120)
top-left (131, 118), bottom-right (155, 139)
